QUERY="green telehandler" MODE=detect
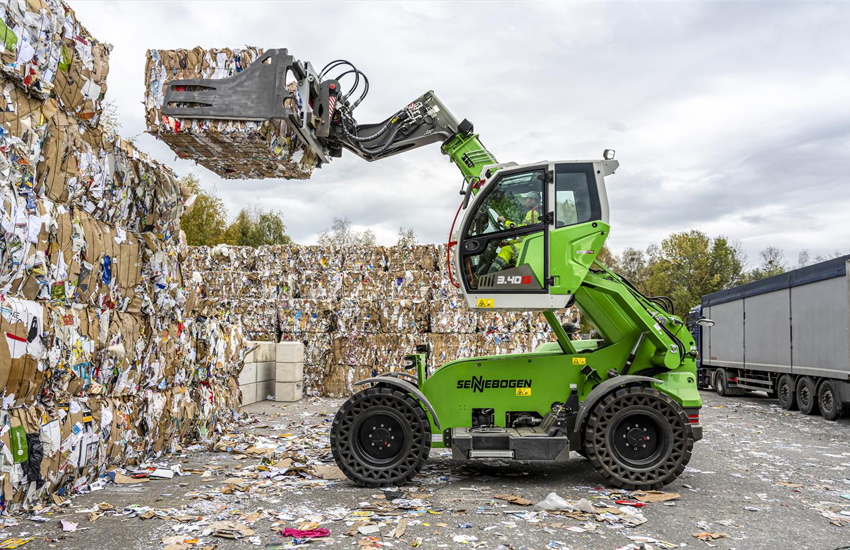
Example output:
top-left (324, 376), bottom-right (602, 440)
top-left (163, 50), bottom-right (704, 489)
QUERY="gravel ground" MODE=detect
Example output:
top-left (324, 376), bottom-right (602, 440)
top-left (5, 390), bottom-right (850, 550)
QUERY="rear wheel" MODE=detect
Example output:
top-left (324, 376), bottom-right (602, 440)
top-left (796, 376), bottom-right (819, 416)
top-left (584, 387), bottom-right (694, 490)
top-left (714, 369), bottom-right (728, 396)
top-left (818, 380), bottom-right (845, 421)
top-left (331, 386), bottom-right (431, 487)
top-left (776, 374), bottom-right (798, 410)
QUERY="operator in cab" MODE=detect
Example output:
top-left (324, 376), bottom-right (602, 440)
top-left (488, 193), bottom-right (542, 273)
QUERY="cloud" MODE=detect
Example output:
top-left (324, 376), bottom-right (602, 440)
top-left (72, 1), bottom-right (850, 263)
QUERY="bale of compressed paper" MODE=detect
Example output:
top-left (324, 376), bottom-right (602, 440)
top-left (144, 46), bottom-right (317, 180)
top-left (0, 0), bottom-right (110, 124)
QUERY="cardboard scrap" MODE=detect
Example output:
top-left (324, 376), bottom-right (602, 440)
top-left (494, 494), bottom-right (533, 506)
top-left (633, 490), bottom-right (681, 503)
top-left (114, 473), bottom-right (149, 485)
top-left (392, 517), bottom-right (407, 539)
top-left (207, 520), bottom-right (255, 539)
top-left (775, 481), bottom-right (804, 488)
top-left (314, 464), bottom-right (346, 480)
top-left (693, 532), bottom-right (731, 541)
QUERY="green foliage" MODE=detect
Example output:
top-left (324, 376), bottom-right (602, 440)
top-left (743, 246), bottom-right (786, 283)
top-left (644, 230), bottom-right (746, 315)
top-left (222, 206), bottom-right (292, 247)
top-left (180, 174), bottom-right (229, 246)
top-left (618, 247), bottom-right (651, 292)
top-left (179, 173), bottom-right (291, 247)
top-left (397, 227), bottom-right (418, 247)
top-left (318, 217), bottom-right (376, 247)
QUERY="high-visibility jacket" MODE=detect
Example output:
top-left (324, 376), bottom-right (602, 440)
top-left (495, 208), bottom-right (541, 268)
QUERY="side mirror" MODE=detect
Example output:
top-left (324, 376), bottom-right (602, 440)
top-left (695, 317), bottom-right (715, 327)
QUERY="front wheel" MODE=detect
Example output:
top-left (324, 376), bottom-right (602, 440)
top-left (584, 386), bottom-right (694, 490)
top-left (331, 386), bottom-right (431, 487)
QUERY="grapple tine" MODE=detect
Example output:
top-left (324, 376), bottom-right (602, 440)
top-left (162, 48), bottom-right (298, 121)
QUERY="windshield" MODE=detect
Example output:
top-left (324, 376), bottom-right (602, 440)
top-left (467, 170), bottom-right (545, 237)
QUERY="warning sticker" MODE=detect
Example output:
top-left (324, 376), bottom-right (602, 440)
top-left (572, 357), bottom-right (586, 365)
top-left (516, 387), bottom-right (531, 396)
top-left (476, 298), bottom-right (494, 308)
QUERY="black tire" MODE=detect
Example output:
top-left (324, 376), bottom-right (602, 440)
top-left (796, 376), bottom-right (819, 416)
top-left (818, 380), bottom-right (845, 421)
top-left (714, 369), bottom-right (728, 396)
top-left (776, 374), bottom-right (798, 411)
top-left (331, 386), bottom-right (431, 487)
top-left (584, 386), bottom-right (694, 490)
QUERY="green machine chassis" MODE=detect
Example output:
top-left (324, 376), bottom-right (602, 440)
top-left (159, 52), bottom-right (703, 490)
top-left (330, 125), bottom-right (703, 490)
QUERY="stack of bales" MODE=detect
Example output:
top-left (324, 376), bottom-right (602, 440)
top-left (186, 244), bottom-right (578, 397)
top-left (0, 1), bottom-right (245, 511)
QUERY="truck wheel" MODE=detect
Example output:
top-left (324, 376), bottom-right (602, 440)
top-left (776, 375), bottom-right (798, 410)
top-left (584, 386), bottom-right (694, 490)
top-left (330, 386), bottom-right (431, 487)
top-left (818, 380), bottom-right (845, 421)
top-left (796, 377), bottom-right (819, 416)
top-left (714, 369), bottom-right (728, 396)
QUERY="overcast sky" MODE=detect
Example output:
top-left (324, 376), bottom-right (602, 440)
top-left (73, 1), bottom-right (850, 265)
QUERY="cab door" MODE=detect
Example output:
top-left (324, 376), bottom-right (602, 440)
top-left (458, 165), bottom-right (552, 310)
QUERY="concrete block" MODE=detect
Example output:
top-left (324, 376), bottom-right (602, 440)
top-left (240, 383), bottom-right (257, 405)
top-left (237, 363), bottom-right (257, 385)
top-left (256, 362), bottom-right (275, 382)
top-left (246, 341), bottom-right (275, 363)
top-left (275, 361), bottom-right (304, 383)
top-left (257, 379), bottom-right (275, 401)
top-left (276, 381), bottom-right (303, 402)
top-left (276, 341), bottom-right (304, 363)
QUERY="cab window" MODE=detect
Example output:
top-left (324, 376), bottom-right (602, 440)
top-left (554, 163), bottom-right (599, 227)
top-left (468, 170), bottom-right (545, 237)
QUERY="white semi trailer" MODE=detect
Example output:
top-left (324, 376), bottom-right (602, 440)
top-left (696, 255), bottom-right (850, 420)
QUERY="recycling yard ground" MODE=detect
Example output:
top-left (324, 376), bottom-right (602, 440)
top-left (7, 391), bottom-right (850, 550)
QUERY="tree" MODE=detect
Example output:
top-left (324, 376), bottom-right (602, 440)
top-left (397, 227), bottom-right (418, 247)
top-left (595, 245), bottom-right (619, 270)
top-left (318, 217), bottom-right (376, 247)
top-left (618, 247), bottom-right (650, 292)
top-left (645, 230), bottom-right (746, 315)
top-left (744, 246), bottom-right (786, 282)
top-left (180, 174), bottom-right (229, 246)
top-left (222, 205), bottom-right (292, 247)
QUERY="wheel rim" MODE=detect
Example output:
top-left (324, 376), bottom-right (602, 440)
top-left (354, 411), bottom-right (407, 465)
top-left (715, 374), bottom-right (724, 393)
top-left (589, 391), bottom-right (688, 486)
top-left (610, 411), bottom-right (668, 468)
top-left (779, 381), bottom-right (791, 403)
top-left (799, 386), bottom-right (811, 407)
top-left (822, 387), bottom-right (834, 413)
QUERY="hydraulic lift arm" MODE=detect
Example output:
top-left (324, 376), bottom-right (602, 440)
top-left (160, 49), bottom-right (496, 183)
